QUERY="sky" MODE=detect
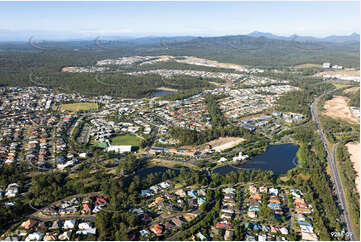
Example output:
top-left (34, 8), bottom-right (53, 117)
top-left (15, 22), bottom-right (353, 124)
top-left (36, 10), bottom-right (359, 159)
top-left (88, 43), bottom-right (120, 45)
top-left (0, 1), bottom-right (359, 40)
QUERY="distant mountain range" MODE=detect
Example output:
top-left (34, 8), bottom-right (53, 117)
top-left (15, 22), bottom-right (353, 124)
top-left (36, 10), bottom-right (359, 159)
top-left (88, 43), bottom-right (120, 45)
top-left (248, 31), bottom-right (360, 43)
top-left (0, 30), bottom-right (359, 69)
top-left (0, 29), bottom-right (359, 43)
top-left (99, 32), bottom-right (361, 45)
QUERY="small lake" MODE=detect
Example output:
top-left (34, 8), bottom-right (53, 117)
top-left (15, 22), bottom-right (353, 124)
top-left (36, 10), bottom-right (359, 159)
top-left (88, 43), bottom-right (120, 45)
top-left (213, 144), bottom-right (298, 175)
top-left (152, 90), bottom-right (175, 97)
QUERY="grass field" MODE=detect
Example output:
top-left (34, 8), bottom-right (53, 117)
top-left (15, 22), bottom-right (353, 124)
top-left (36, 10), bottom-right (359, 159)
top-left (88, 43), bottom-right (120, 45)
top-left (293, 63), bottom-right (322, 69)
top-left (149, 159), bottom-right (200, 170)
top-left (110, 135), bottom-right (140, 146)
top-left (330, 80), bottom-right (353, 89)
top-left (58, 102), bottom-right (98, 112)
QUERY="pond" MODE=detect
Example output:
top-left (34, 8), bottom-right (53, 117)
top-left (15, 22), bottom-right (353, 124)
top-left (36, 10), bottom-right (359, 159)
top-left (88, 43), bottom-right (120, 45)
top-left (213, 144), bottom-right (298, 175)
top-left (152, 90), bottom-right (175, 97)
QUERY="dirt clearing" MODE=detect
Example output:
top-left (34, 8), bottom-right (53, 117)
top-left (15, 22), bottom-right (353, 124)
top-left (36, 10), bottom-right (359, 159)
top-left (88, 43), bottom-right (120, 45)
top-left (176, 56), bottom-right (247, 71)
top-left (317, 68), bottom-right (360, 77)
top-left (181, 137), bottom-right (245, 152)
top-left (323, 96), bottom-right (359, 124)
top-left (344, 87), bottom-right (360, 94)
top-left (156, 86), bottom-right (178, 92)
top-left (205, 137), bottom-right (245, 152)
top-left (346, 142), bottom-right (360, 194)
top-left (209, 81), bottom-right (224, 87)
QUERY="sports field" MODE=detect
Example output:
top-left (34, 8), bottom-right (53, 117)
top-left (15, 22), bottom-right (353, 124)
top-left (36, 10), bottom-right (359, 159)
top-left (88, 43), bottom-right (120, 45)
top-left (110, 135), bottom-right (140, 146)
top-left (58, 102), bottom-right (98, 112)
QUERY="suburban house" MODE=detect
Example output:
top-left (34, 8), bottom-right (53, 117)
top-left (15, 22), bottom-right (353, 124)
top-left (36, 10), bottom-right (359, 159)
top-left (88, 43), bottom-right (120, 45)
top-left (21, 219), bottom-right (37, 230)
top-left (149, 224), bottom-right (163, 236)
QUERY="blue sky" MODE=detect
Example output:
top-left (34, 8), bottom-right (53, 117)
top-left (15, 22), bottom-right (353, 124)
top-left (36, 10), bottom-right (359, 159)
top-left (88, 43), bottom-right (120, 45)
top-left (0, 1), bottom-right (359, 40)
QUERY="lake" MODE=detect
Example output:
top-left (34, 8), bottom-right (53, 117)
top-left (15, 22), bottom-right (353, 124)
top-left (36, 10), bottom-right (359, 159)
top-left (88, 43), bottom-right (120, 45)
top-left (213, 144), bottom-right (298, 175)
top-left (152, 90), bottom-right (175, 97)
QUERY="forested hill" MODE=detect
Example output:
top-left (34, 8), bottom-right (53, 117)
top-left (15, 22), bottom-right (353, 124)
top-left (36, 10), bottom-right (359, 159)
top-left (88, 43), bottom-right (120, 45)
top-left (0, 34), bottom-right (359, 69)
top-left (0, 34), bottom-right (359, 97)
top-left (159, 35), bottom-right (359, 68)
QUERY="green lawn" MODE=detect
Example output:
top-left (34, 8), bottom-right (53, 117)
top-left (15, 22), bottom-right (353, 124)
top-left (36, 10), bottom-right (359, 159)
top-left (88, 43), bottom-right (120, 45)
top-left (330, 80), bottom-right (353, 89)
top-left (57, 102), bottom-right (98, 112)
top-left (110, 135), bottom-right (141, 146)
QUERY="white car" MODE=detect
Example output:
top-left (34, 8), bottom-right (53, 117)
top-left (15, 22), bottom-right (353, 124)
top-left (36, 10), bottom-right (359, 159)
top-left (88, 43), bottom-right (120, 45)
top-left (5, 201), bottom-right (16, 206)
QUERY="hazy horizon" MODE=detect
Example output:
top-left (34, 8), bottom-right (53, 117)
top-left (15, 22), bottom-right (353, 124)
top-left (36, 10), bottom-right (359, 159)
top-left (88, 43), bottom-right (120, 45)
top-left (0, 30), bottom-right (360, 42)
top-left (0, 1), bottom-right (359, 41)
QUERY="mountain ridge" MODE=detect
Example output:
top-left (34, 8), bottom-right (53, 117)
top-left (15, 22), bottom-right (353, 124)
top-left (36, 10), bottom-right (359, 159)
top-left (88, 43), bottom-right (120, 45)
top-left (248, 31), bottom-right (360, 43)
top-left (0, 29), bottom-right (359, 43)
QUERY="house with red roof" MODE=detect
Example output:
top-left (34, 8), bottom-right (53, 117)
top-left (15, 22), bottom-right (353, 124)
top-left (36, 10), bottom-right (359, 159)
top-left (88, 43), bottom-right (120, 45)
top-left (149, 224), bottom-right (163, 236)
top-left (96, 197), bottom-right (107, 205)
top-left (81, 203), bottom-right (92, 214)
top-left (216, 221), bottom-right (232, 229)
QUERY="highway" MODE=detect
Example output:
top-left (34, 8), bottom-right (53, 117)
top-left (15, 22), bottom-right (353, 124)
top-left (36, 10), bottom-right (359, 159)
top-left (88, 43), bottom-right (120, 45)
top-left (311, 93), bottom-right (356, 241)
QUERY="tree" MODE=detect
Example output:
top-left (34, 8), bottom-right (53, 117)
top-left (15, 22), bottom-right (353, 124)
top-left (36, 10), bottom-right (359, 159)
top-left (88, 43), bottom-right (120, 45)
top-left (128, 181), bottom-right (137, 194)
top-left (115, 222), bottom-right (129, 241)
top-left (95, 211), bottom-right (112, 240)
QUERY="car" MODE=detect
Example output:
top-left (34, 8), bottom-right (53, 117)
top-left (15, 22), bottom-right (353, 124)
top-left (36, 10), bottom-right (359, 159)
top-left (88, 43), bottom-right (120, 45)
top-left (5, 201), bottom-right (16, 206)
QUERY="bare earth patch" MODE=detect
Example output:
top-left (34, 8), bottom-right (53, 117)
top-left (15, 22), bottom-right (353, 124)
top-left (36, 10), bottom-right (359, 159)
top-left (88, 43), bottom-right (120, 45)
top-left (316, 68), bottom-right (360, 77)
top-left (346, 142), bottom-right (360, 194)
top-left (155, 86), bottom-right (178, 92)
top-left (205, 137), bottom-right (245, 152)
top-left (323, 96), bottom-right (359, 124)
top-left (344, 87), bottom-right (360, 94)
top-left (209, 81), bottom-right (224, 87)
top-left (176, 56), bottom-right (247, 71)
top-left (181, 137), bottom-right (245, 152)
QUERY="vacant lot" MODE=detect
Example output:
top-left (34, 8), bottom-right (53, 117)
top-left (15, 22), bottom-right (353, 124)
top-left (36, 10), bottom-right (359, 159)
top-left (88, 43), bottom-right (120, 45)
top-left (181, 137), bottom-right (245, 152)
top-left (206, 137), bottom-right (245, 152)
top-left (317, 68), bottom-right (360, 77)
top-left (155, 86), bottom-right (178, 92)
top-left (293, 63), bottom-right (322, 69)
top-left (323, 96), bottom-right (359, 124)
top-left (176, 56), bottom-right (247, 71)
top-left (344, 86), bottom-right (360, 94)
top-left (110, 135), bottom-right (140, 146)
top-left (346, 142), bottom-right (360, 194)
top-left (59, 102), bottom-right (98, 112)
top-left (209, 81), bottom-right (224, 87)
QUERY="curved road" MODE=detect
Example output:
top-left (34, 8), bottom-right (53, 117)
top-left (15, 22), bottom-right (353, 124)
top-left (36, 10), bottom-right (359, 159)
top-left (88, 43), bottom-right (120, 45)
top-left (311, 93), bottom-right (356, 241)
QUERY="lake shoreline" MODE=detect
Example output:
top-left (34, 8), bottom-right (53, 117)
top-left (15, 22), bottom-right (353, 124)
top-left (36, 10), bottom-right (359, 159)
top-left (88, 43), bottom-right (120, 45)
top-left (214, 144), bottom-right (299, 175)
